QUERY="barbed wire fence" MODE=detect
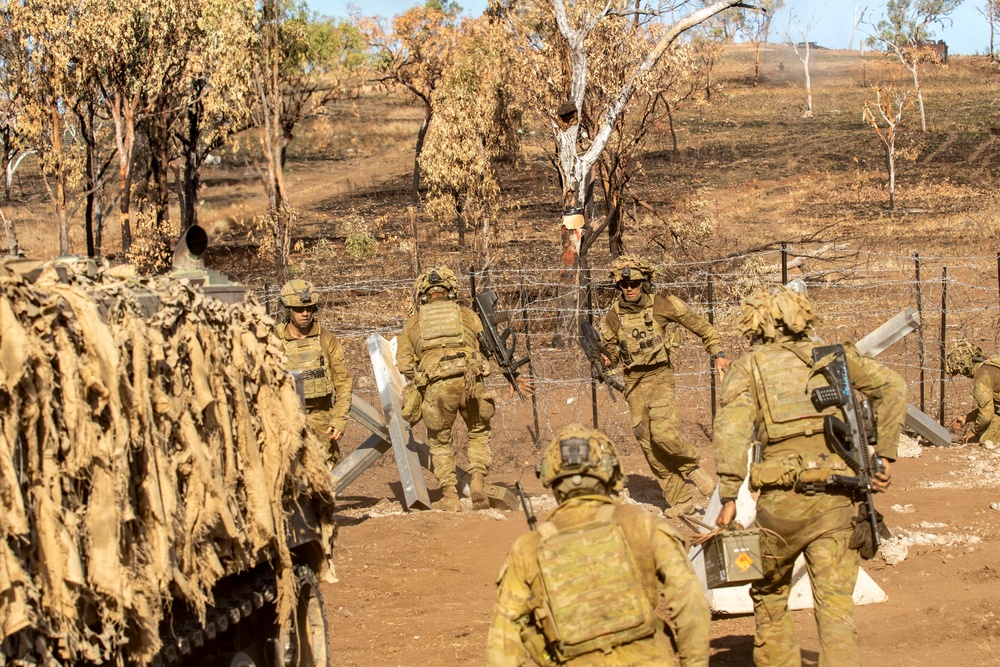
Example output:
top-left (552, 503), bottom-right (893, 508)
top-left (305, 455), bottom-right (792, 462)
top-left (258, 244), bottom-right (1000, 469)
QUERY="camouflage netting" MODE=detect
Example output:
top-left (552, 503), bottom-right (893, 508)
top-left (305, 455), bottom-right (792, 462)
top-left (0, 261), bottom-right (336, 666)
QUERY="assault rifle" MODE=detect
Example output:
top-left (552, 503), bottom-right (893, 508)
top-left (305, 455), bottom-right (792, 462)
top-left (578, 318), bottom-right (625, 401)
top-left (810, 344), bottom-right (889, 555)
top-left (515, 481), bottom-right (537, 530)
top-left (473, 289), bottom-right (531, 400)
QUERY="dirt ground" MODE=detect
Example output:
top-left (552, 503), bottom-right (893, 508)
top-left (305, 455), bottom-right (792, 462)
top-left (323, 432), bottom-right (1000, 666)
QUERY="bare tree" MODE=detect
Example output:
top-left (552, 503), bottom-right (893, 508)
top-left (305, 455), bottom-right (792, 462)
top-left (863, 81), bottom-right (909, 210)
top-left (850, 1), bottom-right (869, 50)
top-left (980, 0), bottom-right (999, 60)
top-left (740, 0), bottom-right (784, 86)
top-left (786, 15), bottom-right (818, 117)
top-left (868, 0), bottom-right (962, 132)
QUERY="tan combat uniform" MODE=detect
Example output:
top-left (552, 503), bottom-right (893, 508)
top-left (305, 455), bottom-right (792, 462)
top-left (485, 495), bottom-right (709, 667)
top-left (276, 321), bottom-right (353, 463)
top-left (600, 292), bottom-right (722, 507)
top-left (963, 357), bottom-right (1000, 444)
top-left (395, 297), bottom-right (495, 490)
top-left (713, 338), bottom-right (906, 667)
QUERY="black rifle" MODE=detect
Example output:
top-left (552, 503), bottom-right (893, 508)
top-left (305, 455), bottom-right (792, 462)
top-left (515, 481), bottom-right (537, 530)
top-left (578, 318), bottom-right (625, 401)
top-left (810, 344), bottom-right (888, 554)
top-left (473, 289), bottom-right (531, 400)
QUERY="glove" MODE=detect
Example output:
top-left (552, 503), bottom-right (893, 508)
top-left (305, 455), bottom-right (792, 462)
top-left (849, 503), bottom-right (892, 560)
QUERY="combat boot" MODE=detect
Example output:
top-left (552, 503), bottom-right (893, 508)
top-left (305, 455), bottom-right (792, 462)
top-left (663, 498), bottom-right (696, 519)
top-left (688, 467), bottom-right (717, 496)
top-left (470, 472), bottom-right (489, 510)
top-left (432, 487), bottom-right (462, 512)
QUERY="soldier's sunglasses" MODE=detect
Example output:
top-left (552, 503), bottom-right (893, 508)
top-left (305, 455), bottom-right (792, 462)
top-left (618, 280), bottom-right (643, 290)
top-left (289, 305), bottom-right (317, 313)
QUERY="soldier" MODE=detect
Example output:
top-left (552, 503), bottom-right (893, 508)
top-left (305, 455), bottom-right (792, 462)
top-left (276, 279), bottom-right (353, 464)
top-left (396, 266), bottom-right (497, 512)
top-left (484, 424), bottom-right (710, 667)
top-left (713, 286), bottom-right (906, 667)
top-left (946, 341), bottom-right (1000, 444)
top-left (598, 254), bottom-right (729, 517)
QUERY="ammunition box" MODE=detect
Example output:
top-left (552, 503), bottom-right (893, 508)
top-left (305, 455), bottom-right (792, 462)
top-left (703, 528), bottom-right (764, 589)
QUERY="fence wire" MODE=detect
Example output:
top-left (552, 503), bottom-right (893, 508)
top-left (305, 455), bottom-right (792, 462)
top-left (260, 245), bottom-right (1000, 460)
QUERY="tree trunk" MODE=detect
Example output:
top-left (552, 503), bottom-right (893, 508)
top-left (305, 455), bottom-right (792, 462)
top-left (887, 145), bottom-right (895, 211)
top-left (51, 108), bottom-right (70, 255)
top-left (911, 62), bottom-right (926, 132)
top-left (111, 98), bottom-right (136, 254)
top-left (412, 103), bottom-right (432, 202)
top-left (182, 84), bottom-right (204, 230)
top-left (76, 101), bottom-right (97, 257)
top-left (753, 42), bottom-right (761, 86)
top-left (147, 116), bottom-right (171, 229)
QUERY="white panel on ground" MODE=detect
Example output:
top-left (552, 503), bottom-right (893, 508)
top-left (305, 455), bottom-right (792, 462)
top-left (688, 450), bottom-right (887, 614)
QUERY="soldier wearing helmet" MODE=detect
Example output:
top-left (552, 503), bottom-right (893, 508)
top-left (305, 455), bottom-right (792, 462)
top-left (395, 266), bottom-right (497, 512)
top-left (946, 341), bottom-right (1000, 444)
top-left (713, 286), bottom-right (906, 667)
top-left (484, 425), bottom-right (709, 667)
top-left (275, 279), bottom-right (353, 463)
top-left (597, 254), bottom-right (728, 518)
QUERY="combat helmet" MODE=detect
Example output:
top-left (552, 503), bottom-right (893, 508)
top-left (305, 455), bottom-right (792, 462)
top-left (608, 254), bottom-right (657, 293)
top-left (536, 424), bottom-right (624, 499)
top-left (739, 285), bottom-right (821, 341)
top-left (414, 265), bottom-right (459, 303)
top-left (280, 279), bottom-right (319, 308)
top-left (946, 341), bottom-right (985, 378)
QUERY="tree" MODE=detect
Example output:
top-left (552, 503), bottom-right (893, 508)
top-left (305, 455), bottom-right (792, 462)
top-left (420, 16), bottom-right (521, 260)
top-left (863, 81), bottom-right (909, 210)
top-left (869, 0), bottom-right (963, 132)
top-left (980, 0), bottom-right (999, 60)
top-left (365, 3), bottom-right (462, 201)
top-left (690, 17), bottom-right (729, 102)
top-left (786, 15), bottom-right (817, 116)
top-left (850, 0), bottom-right (869, 49)
top-left (251, 0), bottom-right (364, 277)
top-left (490, 0), bottom-right (744, 342)
top-left (739, 0), bottom-right (783, 86)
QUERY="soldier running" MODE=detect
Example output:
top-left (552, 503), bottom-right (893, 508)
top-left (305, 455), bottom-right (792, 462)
top-left (276, 279), bottom-right (353, 464)
top-left (485, 424), bottom-right (710, 666)
top-left (597, 254), bottom-right (729, 517)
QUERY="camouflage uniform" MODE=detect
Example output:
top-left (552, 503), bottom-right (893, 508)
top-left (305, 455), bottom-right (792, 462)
top-left (713, 287), bottom-right (907, 667)
top-left (395, 267), bottom-right (495, 507)
top-left (946, 342), bottom-right (1000, 444)
top-left (485, 426), bottom-right (710, 667)
top-left (276, 280), bottom-right (353, 464)
top-left (599, 255), bottom-right (723, 512)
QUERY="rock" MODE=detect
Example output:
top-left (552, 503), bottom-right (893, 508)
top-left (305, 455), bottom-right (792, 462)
top-left (897, 434), bottom-right (923, 458)
top-left (990, 502), bottom-right (1000, 511)
top-left (881, 539), bottom-right (909, 566)
top-left (891, 503), bottom-right (916, 514)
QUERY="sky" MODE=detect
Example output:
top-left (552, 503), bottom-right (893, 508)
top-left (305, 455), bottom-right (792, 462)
top-left (308, 0), bottom-right (992, 56)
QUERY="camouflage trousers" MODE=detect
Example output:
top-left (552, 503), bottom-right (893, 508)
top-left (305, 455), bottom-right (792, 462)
top-left (965, 408), bottom-right (1000, 444)
top-left (422, 376), bottom-right (493, 490)
top-left (752, 491), bottom-right (860, 667)
top-left (625, 367), bottom-right (699, 506)
top-left (306, 408), bottom-right (340, 465)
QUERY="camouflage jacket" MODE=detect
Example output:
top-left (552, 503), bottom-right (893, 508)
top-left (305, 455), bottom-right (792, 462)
top-left (971, 358), bottom-right (1000, 435)
top-left (600, 292), bottom-right (721, 385)
top-left (395, 299), bottom-right (485, 383)
top-left (276, 321), bottom-right (354, 433)
top-left (485, 496), bottom-right (709, 667)
top-left (713, 337), bottom-right (907, 502)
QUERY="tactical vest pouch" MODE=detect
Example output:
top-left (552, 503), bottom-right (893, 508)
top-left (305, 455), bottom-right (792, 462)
top-left (283, 336), bottom-right (333, 399)
top-left (751, 346), bottom-right (832, 443)
top-left (418, 300), bottom-right (473, 382)
top-left (615, 302), bottom-right (669, 370)
top-left (534, 507), bottom-right (657, 660)
top-left (402, 382), bottom-right (422, 424)
top-left (749, 455), bottom-right (802, 491)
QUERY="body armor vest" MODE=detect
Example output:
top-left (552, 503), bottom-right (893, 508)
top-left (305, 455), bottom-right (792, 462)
top-left (532, 505), bottom-right (657, 661)
top-left (283, 334), bottom-right (333, 400)
top-left (418, 299), bottom-right (475, 382)
top-left (613, 300), bottom-right (676, 369)
top-left (750, 343), bottom-right (836, 444)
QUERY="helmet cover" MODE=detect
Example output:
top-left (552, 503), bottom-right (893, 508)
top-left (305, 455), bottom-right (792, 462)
top-left (536, 424), bottom-right (623, 494)
top-left (946, 341), bottom-right (984, 377)
top-left (414, 265), bottom-right (459, 298)
top-left (608, 254), bottom-right (657, 284)
top-left (739, 285), bottom-right (821, 341)
top-left (280, 279), bottom-right (318, 308)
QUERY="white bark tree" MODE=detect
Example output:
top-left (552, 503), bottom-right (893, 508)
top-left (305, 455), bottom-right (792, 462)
top-left (868, 0), bottom-right (962, 133)
top-left (786, 15), bottom-right (818, 117)
top-left (850, 1), bottom-right (869, 49)
top-left (980, 0), bottom-right (999, 60)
